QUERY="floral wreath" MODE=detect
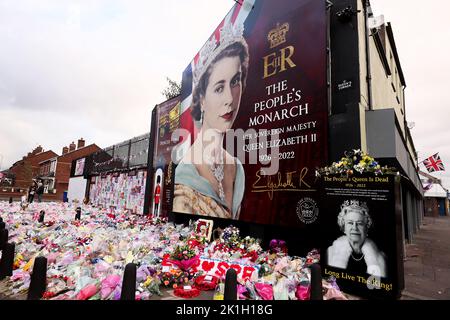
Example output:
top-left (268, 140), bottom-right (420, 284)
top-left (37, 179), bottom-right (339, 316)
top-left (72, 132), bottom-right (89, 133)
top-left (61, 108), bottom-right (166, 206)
top-left (316, 149), bottom-right (398, 177)
top-left (173, 286), bottom-right (201, 299)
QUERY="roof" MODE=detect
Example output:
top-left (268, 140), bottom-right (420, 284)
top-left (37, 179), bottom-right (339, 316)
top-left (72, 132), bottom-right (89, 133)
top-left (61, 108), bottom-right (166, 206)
top-left (10, 150), bottom-right (58, 168)
top-left (386, 23), bottom-right (406, 87)
top-left (424, 183), bottom-right (448, 198)
top-left (57, 143), bottom-right (101, 161)
top-left (39, 156), bottom-right (58, 165)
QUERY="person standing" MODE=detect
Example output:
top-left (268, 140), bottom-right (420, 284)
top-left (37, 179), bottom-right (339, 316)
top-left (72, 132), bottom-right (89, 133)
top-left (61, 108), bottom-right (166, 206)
top-left (153, 175), bottom-right (161, 216)
top-left (28, 182), bottom-right (36, 203)
top-left (20, 191), bottom-right (28, 210)
top-left (36, 180), bottom-right (44, 203)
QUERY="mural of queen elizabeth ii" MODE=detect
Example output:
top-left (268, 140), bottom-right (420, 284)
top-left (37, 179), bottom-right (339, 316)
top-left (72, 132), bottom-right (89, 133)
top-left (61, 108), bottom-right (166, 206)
top-left (173, 20), bottom-right (249, 220)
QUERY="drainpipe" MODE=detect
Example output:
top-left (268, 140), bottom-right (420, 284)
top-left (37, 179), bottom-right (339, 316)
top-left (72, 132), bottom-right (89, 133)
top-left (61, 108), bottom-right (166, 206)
top-left (363, 0), bottom-right (373, 110)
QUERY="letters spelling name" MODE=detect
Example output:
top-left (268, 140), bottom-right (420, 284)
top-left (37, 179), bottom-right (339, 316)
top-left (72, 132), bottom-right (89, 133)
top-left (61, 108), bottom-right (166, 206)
top-left (263, 46), bottom-right (296, 79)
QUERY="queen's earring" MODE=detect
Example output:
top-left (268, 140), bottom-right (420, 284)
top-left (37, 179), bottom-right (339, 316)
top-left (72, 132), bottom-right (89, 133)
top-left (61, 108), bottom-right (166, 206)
top-left (200, 110), bottom-right (204, 124)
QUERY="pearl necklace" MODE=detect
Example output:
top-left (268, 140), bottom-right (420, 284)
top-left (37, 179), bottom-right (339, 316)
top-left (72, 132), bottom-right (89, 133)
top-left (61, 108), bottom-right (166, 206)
top-left (351, 253), bottom-right (365, 261)
top-left (209, 151), bottom-right (225, 202)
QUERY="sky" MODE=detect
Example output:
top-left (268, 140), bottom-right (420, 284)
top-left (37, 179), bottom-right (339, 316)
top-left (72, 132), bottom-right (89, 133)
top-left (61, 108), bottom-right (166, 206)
top-left (369, 0), bottom-right (450, 188)
top-left (0, 0), bottom-right (449, 189)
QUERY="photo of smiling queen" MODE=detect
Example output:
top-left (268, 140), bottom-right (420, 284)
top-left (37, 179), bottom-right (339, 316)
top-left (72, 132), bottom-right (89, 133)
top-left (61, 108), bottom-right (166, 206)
top-left (173, 20), bottom-right (249, 220)
top-left (327, 199), bottom-right (387, 278)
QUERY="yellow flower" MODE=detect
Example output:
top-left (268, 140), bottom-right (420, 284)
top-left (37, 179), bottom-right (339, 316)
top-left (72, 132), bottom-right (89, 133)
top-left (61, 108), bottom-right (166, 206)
top-left (143, 276), bottom-right (152, 287)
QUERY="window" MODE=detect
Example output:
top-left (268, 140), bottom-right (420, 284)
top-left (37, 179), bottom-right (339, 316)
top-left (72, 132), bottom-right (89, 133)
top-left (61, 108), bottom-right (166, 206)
top-left (389, 52), bottom-right (394, 71)
top-left (395, 68), bottom-right (399, 91)
top-left (50, 161), bottom-right (56, 173)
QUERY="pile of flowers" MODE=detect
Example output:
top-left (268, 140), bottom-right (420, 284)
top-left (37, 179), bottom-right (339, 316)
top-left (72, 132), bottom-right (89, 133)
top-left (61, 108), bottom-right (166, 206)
top-left (146, 215), bottom-right (168, 226)
top-left (208, 227), bottom-right (262, 262)
top-left (0, 202), bottom-right (349, 300)
top-left (316, 149), bottom-right (397, 176)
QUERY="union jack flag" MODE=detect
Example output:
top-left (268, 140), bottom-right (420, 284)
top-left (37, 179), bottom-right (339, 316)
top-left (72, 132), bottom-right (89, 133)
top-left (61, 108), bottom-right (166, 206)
top-left (423, 153), bottom-right (445, 173)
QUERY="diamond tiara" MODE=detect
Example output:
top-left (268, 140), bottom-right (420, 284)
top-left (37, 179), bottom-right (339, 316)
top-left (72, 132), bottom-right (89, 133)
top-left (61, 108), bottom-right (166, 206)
top-left (193, 21), bottom-right (245, 88)
top-left (340, 200), bottom-right (368, 213)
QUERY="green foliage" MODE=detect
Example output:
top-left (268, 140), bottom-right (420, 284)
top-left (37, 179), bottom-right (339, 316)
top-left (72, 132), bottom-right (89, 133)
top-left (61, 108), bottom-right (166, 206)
top-left (161, 77), bottom-right (181, 100)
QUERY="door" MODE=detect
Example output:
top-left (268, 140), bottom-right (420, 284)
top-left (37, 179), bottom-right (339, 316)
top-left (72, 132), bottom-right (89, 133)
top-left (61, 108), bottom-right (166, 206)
top-left (439, 199), bottom-right (446, 216)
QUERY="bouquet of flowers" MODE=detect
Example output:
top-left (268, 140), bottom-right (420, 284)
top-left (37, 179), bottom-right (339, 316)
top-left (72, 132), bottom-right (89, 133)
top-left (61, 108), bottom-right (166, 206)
top-left (168, 244), bottom-right (199, 271)
top-left (42, 275), bottom-right (73, 300)
top-left (316, 149), bottom-right (397, 177)
top-left (269, 239), bottom-right (288, 255)
top-left (171, 244), bottom-right (197, 261)
top-left (221, 226), bottom-right (240, 247)
top-left (147, 215), bottom-right (168, 226)
top-left (158, 269), bottom-right (192, 289)
top-left (187, 233), bottom-right (208, 249)
top-left (241, 236), bottom-right (262, 262)
top-left (208, 227), bottom-right (262, 262)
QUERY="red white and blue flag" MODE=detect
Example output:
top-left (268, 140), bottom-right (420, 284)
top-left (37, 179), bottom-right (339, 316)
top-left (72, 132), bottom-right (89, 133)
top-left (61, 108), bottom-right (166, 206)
top-left (423, 153), bottom-right (445, 173)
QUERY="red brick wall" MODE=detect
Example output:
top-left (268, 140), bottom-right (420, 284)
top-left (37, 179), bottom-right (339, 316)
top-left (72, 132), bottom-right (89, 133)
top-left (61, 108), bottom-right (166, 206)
top-left (9, 150), bottom-right (57, 188)
top-left (57, 144), bottom-right (101, 163)
top-left (53, 162), bottom-right (70, 200)
top-left (53, 144), bottom-right (101, 201)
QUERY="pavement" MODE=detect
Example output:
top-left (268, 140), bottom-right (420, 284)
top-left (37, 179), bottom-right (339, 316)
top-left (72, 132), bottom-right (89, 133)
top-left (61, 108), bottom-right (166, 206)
top-left (400, 214), bottom-right (450, 300)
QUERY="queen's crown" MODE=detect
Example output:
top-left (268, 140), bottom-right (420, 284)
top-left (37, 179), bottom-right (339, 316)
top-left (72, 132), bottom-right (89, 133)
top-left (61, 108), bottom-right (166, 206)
top-left (193, 21), bottom-right (245, 87)
top-left (340, 199), bottom-right (368, 213)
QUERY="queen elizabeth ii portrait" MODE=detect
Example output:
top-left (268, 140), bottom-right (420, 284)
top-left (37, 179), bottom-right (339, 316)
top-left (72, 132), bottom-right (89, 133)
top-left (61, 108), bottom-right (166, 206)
top-left (327, 199), bottom-right (387, 277)
top-left (172, 21), bottom-right (249, 220)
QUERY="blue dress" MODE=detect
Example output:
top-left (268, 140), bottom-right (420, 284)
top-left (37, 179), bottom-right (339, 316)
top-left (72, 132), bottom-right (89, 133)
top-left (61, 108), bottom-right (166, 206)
top-left (174, 158), bottom-right (245, 219)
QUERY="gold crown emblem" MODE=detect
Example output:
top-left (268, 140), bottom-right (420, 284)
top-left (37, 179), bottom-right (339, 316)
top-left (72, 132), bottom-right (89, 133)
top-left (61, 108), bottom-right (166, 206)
top-left (267, 22), bottom-right (289, 48)
top-left (169, 103), bottom-right (180, 131)
top-left (341, 200), bottom-right (368, 213)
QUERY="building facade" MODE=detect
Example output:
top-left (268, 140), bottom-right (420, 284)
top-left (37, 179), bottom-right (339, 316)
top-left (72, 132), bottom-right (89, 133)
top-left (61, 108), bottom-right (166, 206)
top-left (419, 171), bottom-right (449, 217)
top-left (38, 138), bottom-right (101, 201)
top-left (329, 0), bottom-right (423, 243)
top-left (0, 146), bottom-right (58, 200)
top-left (83, 133), bottom-right (150, 214)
